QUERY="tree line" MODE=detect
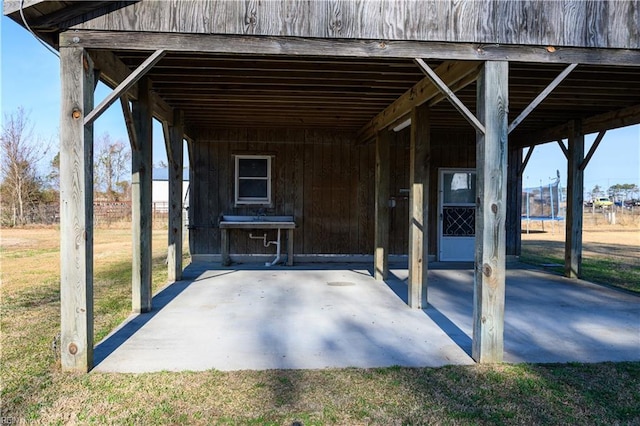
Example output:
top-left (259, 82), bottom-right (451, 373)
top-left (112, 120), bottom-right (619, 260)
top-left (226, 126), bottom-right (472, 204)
top-left (590, 184), bottom-right (640, 202)
top-left (1, 108), bottom-right (132, 226)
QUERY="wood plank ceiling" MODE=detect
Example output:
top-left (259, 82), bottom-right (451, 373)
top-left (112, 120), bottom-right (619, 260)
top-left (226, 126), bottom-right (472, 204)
top-left (115, 51), bottom-right (640, 140)
top-left (117, 53), bottom-right (429, 130)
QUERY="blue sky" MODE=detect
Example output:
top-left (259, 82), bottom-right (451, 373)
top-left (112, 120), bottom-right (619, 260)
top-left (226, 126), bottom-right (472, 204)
top-left (2, 16), bottom-right (639, 196)
top-left (1, 16), bottom-right (168, 169)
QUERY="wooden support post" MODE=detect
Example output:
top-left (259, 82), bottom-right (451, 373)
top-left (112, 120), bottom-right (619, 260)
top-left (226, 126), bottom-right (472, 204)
top-left (374, 130), bottom-right (391, 280)
top-left (473, 61), bottom-right (508, 363)
top-left (506, 147), bottom-right (523, 257)
top-left (221, 229), bottom-right (231, 266)
top-left (565, 120), bottom-right (584, 278)
top-left (131, 78), bottom-right (153, 313)
top-left (167, 110), bottom-right (184, 282)
top-left (287, 228), bottom-right (294, 266)
top-left (59, 46), bottom-right (95, 372)
top-left (408, 104), bottom-right (430, 309)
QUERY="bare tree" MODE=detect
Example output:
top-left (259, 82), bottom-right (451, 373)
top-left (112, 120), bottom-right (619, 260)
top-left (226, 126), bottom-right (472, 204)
top-left (94, 133), bottom-right (131, 200)
top-left (48, 152), bottom-right (60, 191)
top-left (0, 108), bottom-right (49, 226)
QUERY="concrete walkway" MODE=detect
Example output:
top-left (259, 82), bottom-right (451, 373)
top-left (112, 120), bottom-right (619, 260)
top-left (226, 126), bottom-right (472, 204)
top-left (93, 263), bottom-right (639, 372)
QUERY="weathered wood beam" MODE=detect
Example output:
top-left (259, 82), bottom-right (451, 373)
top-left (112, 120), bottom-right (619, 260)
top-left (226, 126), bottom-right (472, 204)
top-left (408, 104), bottom-right (430, 309)
top-left (565, 120), bottom-right (585, 279)
top-left (506, 147), bottom-right (523, 257)
top-left (374, 130), bottom-right (391, 281)
top-left (131, 77), bottom-right (153, 313)
top-left (473, 61), bottom-right (508, 364)
top-left (519, 145), bottom-right (535, 177)
top-left (87, 49), bottom-right (174, 126)
top-left (359, 61), bottom-right (480, 142)
top-left (582, 104), bottom-right (640, 134)
top-left (557, 139), bottom-right (569, 160)
top-left (154, 93), bottom-right (174, 130)
top-left (59, 46), bottom-right (95, 372)
top-left (414, 58), bottom-right (485, 134)
top-left (511, 104), bottom-right (640, 148)
top-left (508, 64), bottom-right (578, 134)
top-left (84, 49), bottom-right (166, 126)
top-left (61, 31), bottom-right (640, 66)
top-left (162, 120), bottom-right (174, 166)
top-left (168, 109), bottom-right (184, 282)
top-left (89, 50), bottom-right (138, 99)
top-left (120, 95), bottom-right (138, 151)
top-left (579, 130), bottom-right (607, 171)
top-left (428, 68), bottom-right (482, 107)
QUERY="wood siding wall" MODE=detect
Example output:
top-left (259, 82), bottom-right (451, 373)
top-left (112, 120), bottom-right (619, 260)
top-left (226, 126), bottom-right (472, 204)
top-left (189, 129), bottom-right (374, 256)
top-left (389, 128), bottom-right (475, 255)
top-left (189, 128), bottom-right (474, 257)
top-left (70, 0), bottom-right (640, 49)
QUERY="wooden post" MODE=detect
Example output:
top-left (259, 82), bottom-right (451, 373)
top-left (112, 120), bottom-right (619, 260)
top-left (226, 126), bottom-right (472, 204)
top-left (287, 228), bottom-right (294, 266)
top-left (59, 46), bottom-right (95, 372)
top-left (221, 229), bottom-right (230, 266)
top-left (565, 120), bottom-right (584, 278)
top-left (167, 110), bottom-right (184, 282)
top-left (473, 61), bottom-right (508, 363)
top-left (408, 104), bottom-right (430, 309)
top-left (374, 130), bottom-right (391, 280)
top-left (506, 146), bottom-right (523, 258)
top-left (131, 78), bottom-right (153, 313)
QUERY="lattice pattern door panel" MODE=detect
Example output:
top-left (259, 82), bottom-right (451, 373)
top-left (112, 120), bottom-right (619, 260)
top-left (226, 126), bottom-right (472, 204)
top-left (443, 206), bottom-right (475, 237)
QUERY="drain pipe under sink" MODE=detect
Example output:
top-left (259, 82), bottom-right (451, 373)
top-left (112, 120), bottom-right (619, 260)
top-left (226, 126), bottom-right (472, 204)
top-left (248, 229), bottom-right (282, 266)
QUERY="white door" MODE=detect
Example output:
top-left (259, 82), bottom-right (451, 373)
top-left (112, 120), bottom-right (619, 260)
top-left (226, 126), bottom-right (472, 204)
top-left (438, 169), bottom-right (476, 261)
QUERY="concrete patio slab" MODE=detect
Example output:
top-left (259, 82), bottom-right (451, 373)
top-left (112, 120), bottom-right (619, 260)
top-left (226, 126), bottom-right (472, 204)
top-left (93, 263), bottom-right (639, 373)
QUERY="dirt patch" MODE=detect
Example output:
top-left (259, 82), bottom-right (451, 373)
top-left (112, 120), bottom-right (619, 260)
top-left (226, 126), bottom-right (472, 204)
top-left (521, 217), bottom-right (640, 292)
top-left (521, 219), bottom-right (639, 261)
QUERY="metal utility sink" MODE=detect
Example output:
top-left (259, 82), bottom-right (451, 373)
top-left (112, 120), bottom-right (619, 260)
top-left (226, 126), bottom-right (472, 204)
top-left (219, 215), bottom-right (295, 229)
top-left (219, 215), bottom-right (296, 266)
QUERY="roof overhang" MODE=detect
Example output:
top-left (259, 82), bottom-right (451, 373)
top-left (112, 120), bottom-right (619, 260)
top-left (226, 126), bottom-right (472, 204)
top-left (6, 2), bottom-right (640, 146)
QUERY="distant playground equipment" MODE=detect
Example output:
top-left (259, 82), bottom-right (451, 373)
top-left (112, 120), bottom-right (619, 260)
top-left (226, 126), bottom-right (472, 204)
top-left (522, 171), bottom-right (564, 234)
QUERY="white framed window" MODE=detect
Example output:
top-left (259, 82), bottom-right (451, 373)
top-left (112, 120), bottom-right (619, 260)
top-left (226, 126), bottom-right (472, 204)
top-left (234, 155), bottom-right (272, 205)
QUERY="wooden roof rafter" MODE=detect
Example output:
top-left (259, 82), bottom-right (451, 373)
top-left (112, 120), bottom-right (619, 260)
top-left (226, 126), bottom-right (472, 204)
top-left (49, 28), bottom-right (640, 142)
top-left (358, 60), bottom-right (482, 143)
top-left (512, 103), bottom-right (640, 148)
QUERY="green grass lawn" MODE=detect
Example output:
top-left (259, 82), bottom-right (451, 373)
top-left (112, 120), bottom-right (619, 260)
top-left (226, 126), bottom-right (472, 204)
top-left (2, 227), bottom-right (639, 424)
top-left (520, 240), bottom-right (640, 293)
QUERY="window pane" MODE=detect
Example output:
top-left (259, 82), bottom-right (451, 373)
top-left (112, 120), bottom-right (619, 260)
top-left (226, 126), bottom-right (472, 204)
top-left (443, 172), bottom-right (476, 204)
top-left (238, 179), bottom-right (268, 199)
top-left (238, 158), bottom-right (268, 177)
